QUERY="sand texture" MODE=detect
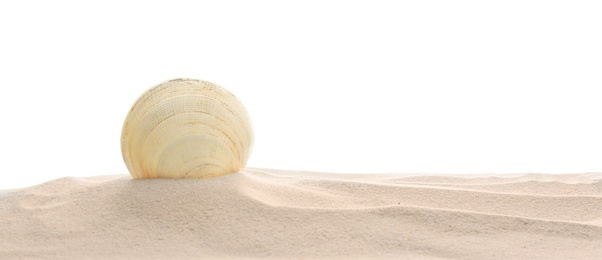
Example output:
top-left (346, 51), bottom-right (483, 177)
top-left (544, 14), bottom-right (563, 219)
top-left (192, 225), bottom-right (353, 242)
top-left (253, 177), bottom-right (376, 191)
top-left (1, 168), bottom-right (602, 259)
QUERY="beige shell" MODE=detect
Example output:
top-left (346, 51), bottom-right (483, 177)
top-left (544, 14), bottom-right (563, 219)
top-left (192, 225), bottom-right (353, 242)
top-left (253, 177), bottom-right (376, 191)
top-left (121, 78), bottom-right (253, 179)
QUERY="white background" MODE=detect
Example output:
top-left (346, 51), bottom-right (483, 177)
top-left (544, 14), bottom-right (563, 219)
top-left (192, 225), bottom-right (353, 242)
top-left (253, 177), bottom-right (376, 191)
top-left (1, 1), bottom-right (601, 189)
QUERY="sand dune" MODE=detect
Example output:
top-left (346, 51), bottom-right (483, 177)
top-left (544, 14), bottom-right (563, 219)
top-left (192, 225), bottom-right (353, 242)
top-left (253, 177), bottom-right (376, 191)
top-left (1, 169), bottom-right (601, 259)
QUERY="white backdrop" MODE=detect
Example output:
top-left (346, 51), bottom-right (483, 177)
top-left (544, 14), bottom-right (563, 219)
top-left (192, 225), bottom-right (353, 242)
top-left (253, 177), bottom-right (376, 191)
top-left (1, 1), bottom-right (601, 189)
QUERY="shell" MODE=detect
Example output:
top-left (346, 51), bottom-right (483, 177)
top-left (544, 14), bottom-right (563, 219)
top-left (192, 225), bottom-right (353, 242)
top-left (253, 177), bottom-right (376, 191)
top-left (121, 78), bottom-right (253, 179)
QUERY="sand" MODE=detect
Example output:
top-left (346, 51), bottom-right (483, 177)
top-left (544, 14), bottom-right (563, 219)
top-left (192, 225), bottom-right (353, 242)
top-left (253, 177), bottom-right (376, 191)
top-left (1, 168), bottom-right (602, 259)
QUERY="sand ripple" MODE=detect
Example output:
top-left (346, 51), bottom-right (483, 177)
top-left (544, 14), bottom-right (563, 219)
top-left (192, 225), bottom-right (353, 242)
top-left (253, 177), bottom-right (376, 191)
top-left (1, 169), bottom-right (601, 259)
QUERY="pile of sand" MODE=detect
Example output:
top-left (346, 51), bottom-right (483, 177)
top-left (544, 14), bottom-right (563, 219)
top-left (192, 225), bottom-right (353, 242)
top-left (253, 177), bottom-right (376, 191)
top-left (1, 168), bottom-right (601, 259)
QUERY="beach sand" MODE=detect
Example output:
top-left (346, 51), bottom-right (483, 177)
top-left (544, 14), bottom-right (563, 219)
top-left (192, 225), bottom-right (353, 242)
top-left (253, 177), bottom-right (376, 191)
top-left (1, 168), bottom-right (601, 259)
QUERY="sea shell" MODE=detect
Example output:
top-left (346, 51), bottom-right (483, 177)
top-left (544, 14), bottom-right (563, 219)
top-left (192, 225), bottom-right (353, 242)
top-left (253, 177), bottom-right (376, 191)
top-left (121, 78), bottom-right (253, 179)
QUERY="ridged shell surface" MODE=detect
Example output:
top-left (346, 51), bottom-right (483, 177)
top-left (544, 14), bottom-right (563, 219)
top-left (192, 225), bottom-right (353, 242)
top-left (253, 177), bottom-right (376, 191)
top-left (121, 79), bottom-right (253, 179)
